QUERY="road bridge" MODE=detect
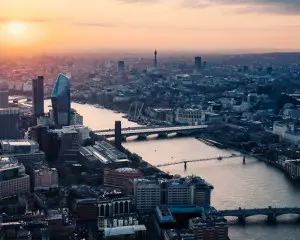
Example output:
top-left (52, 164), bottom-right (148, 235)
top-left (94, 125), bottom-right (208, 139)
top-left (219, 207), bottom-right (300, 223)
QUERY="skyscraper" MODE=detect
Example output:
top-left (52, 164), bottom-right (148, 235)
top-left (154, 50), bottom-right (158, 68)
top-left (194, 56), bottom-right (202, 73)
top-left (0, 108), bottom-right (20, 139)
top-left (51, 74), bottom-right (71, 127)
top-left (0, 90), bottom-right (8, 108)
top-left (118, 61), bottom-right (125, 73)
top-left (32, 76), bottom-right (44, 118)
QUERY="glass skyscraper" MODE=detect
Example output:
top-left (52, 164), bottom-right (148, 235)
top-left (51, 74), bottom-right (71, 127)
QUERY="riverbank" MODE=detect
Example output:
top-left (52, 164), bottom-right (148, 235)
top-left (197, 133), bottom-right (299, 182)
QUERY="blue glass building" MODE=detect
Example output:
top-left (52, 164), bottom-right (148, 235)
top-left (51, 74), bottom-right (71, 127)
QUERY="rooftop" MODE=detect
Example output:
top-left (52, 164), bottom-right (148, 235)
top-left (115, 168), bottom-right (139, 174)
top-left (104, 225), bottom-right (146, 237)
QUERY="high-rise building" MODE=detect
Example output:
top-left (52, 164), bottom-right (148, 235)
top-left (0, 108), bottom-right (20, 139)
top-left (118, 61), bottom-right (125, 73)
top-left (154, 50), bottom-right (158, 68)
top-left (32, 76), bottom-right (44, 118)
top-left (134, 176), bottom-right (213, 213)
top-left (49, 128), bottom-right (80, 163)
top-left (51, 74), bottom-right (71, 127)
top-left (194, 56), bottom-right (202, 73)
top-left (0, 156), bottom-right (30, 199)
top-left (0, 90), bottom-right (9, 108)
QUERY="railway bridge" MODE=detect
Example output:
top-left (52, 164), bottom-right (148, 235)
top-left (219, 206), bottom-right (300, 223)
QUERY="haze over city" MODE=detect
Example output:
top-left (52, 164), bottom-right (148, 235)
top-left (1, 0), bottom-right (300, 56)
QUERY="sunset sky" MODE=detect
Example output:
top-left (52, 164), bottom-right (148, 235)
top-left (1, 0), bottom-right (300, 55)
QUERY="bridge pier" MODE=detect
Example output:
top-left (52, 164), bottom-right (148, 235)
top-left (136, 135), bottom-right (147, 141)
top-left (267, 214), bottom-right (276, 224)
top-left (243, 156), bottom-right (246, 164)
top-left (184, 161), bottom-right (187, 170)
top-left (238, 215), bottom-right (246, 224)
top-left (157, 133), bottom-right (168, 139)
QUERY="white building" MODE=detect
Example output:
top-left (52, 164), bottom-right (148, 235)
top-left (175, 108), bottom-right (202, 125)
top-left (285, 160), bottom-right (300, 180)
top-left (273, 122), bottom-right (300, 146)
top-left (0, 156), bottom-right (30, 199)
top-left (34, 168), bottom-right (58, 190)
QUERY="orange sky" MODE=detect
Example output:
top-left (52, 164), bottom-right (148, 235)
top-left (1, 0), bottom-right (300, 55)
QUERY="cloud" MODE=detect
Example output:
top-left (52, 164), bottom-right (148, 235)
top-left (116, 0), bottom-right (158, 4)
top-left (0, 17), bottom-right (113, 28)
top-left (181, 0), bottom-right (300, 14)
top-left (72, 22), bottom-right (114, 27)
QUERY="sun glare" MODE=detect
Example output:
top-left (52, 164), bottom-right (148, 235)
top-left (7, 21), bottom-right (27, 37)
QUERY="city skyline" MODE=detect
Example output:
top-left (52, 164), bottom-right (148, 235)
top-left (1, 0), bottom-right (300, 56)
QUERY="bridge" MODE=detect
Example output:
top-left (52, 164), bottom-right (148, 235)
top-left (219, 207), bottom-right (300, 223)
top-left (156, 155), bottom-right (245, 168)
top-left (94, 125), bottom-right (208, 139)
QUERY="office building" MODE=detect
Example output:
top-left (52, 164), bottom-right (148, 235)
top-left (51, 74), bottom-right (71, 127)
top-left (0, 108), bottom-right (20, 139)
top-left (134, 179), bottom-right (162, 213)
top-left (48, 128), bottom-right (80, 163)
top-left (0, 90), bottom-right (9, 108)
top-left (0, 156), bottom-right (30, 199)
top-left (0, 140), bottom-right (45, 170)
top-left (134, 176), bottom-right (213, 213)
top-left (118, 61), bottom-right (125, 73)
top-left (32, 76), bottom-right (44, 118)
top-left (189, 215), bottom-right (228, 240)
top-left (33, 168), bottom-right (58, 190)
top-left (195, 56), bottom-right (202, 73)
top-left (104, 168), bottom-right (143, 195)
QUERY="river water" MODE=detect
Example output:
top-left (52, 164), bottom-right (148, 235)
top-left (46, 101), bottom-right (300, 240)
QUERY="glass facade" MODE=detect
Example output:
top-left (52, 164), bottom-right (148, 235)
top-left (51, 74), bottom-right (71, 127)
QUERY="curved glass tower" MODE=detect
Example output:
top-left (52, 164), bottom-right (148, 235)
top-left (51, 74), bottom-right (71, 127)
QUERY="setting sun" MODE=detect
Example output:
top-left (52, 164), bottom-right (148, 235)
top-left (7, 21), bottom-right (27, 38)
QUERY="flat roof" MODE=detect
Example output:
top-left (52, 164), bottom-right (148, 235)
top-left (104, 225), bottom-right (146, 237)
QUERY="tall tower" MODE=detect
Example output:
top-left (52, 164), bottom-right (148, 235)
top-left (194, 56), bottom-right (202, 73)
top-left (154, 50), bottom-right (158, 68)
top-left (51, 74), bottom-right (71, 127)
top-left (32, 76), bottom-right (44, 118)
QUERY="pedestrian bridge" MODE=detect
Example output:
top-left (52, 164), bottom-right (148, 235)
top-left (94, 125), bottom-right (208, 139)
top-left (219, 207), bottom-right (300, 223)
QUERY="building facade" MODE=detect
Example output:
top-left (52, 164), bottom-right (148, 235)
top-left (189, 215), bottom-right (228, 240)
top-left (134, 176), bottom-right (213, 213)
top-left (0, 140), bottom-right (45, 170)
top-left (32, 76), bottom-right (44, 118)
top-left (0, 108), bottom-right (20, 140)
top-left (34, 168), bottom-right (58, 190)
top-left (51, 74), bottom-right (71, 127)
top-left (0, 90), bottom-right (9, 108)
top-left (104, 168), bottom-right (143, 194)
top-left (175, 108), bottom-right (202, 125)
top-left (0, 156), bottom-right (30, 199)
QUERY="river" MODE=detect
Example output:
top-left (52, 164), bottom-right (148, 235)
top-left (46, 101), bottom-right (300, 240)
